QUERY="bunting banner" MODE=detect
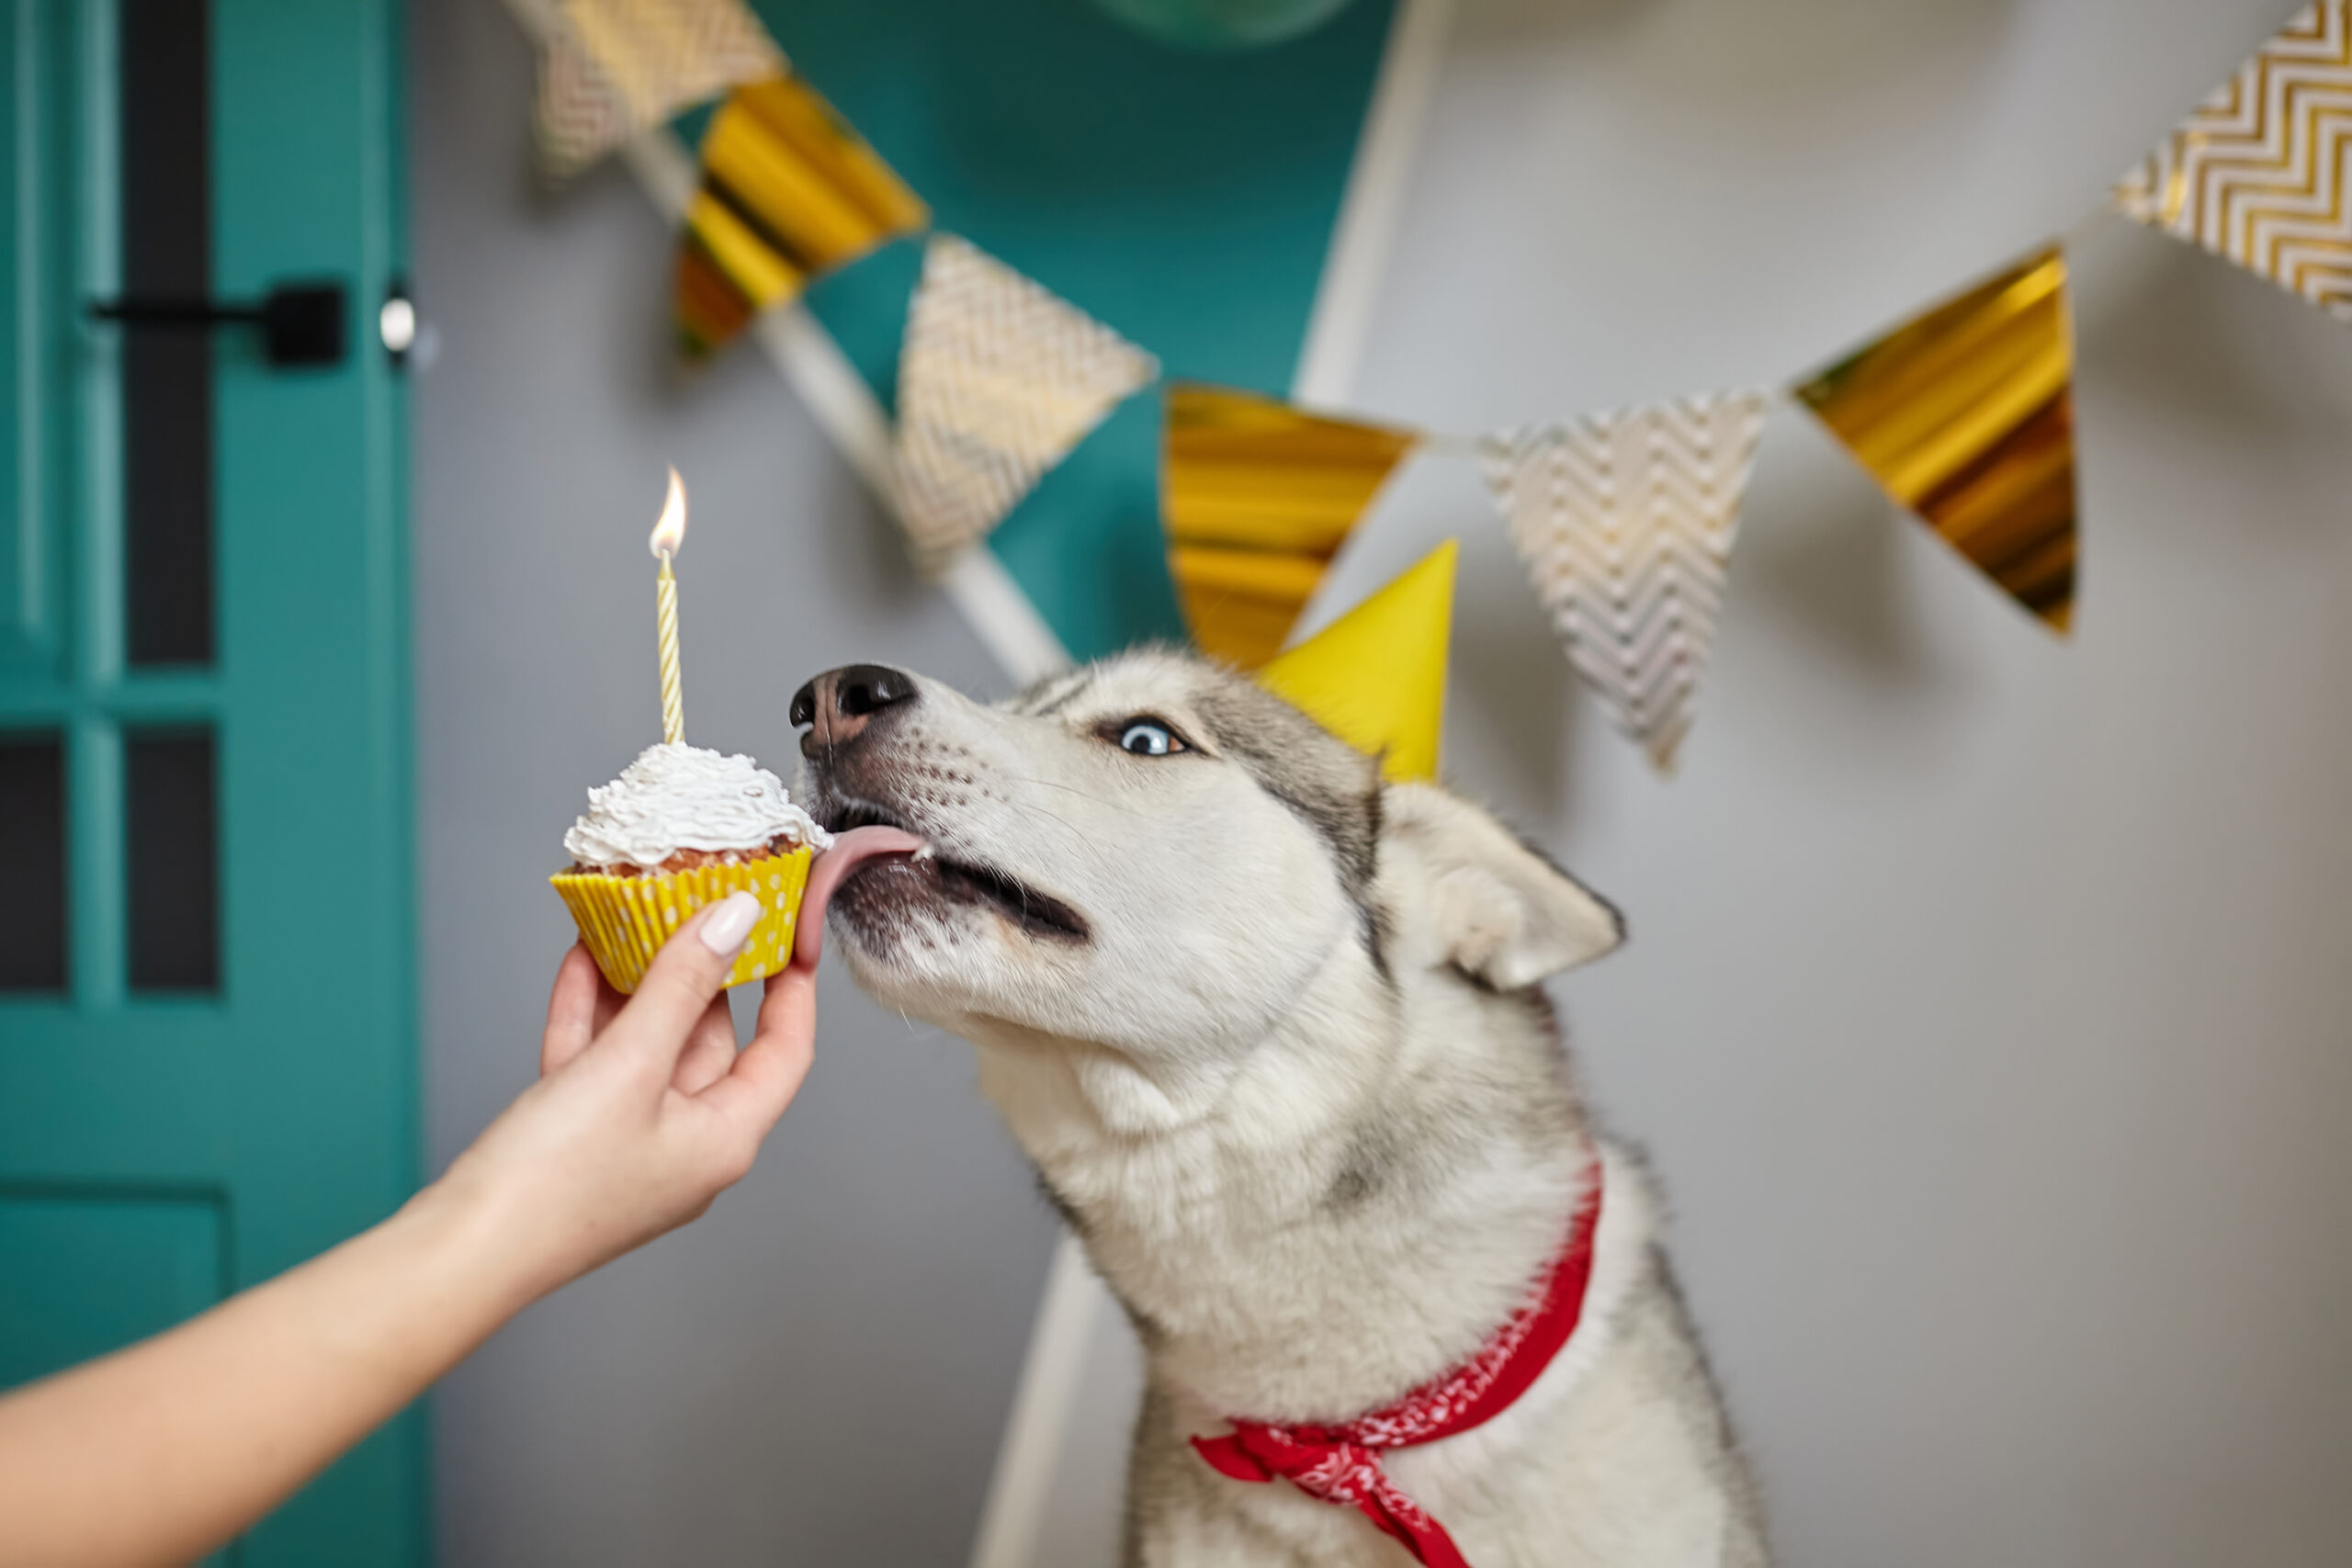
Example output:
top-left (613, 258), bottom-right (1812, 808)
top-left (892, 234), bottom-right (1160, 568)
top-left (1162, 386), bottom-right (1419, 671)
top-left (1478, 394), bottom-right (1771, 772)
top-left (2113, 1), bottom-right (2352, 324)
top-left (530, 0), bottom-right (780, 182)
top-left (1797, 246), bottom-right (2079, 633)
top-left (675, 73), bottom-right (931, 355)
top-left (501, 4), bottom-right (2331, 778)
top-left (1257, 541), bottom-right (1457, 784)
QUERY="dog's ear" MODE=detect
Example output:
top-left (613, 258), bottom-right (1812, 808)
top-left (1378, 783), bottom-right (1623, 987)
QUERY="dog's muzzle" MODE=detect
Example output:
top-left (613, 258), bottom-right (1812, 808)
top-left (789, 663), bottom-right (1091, 946)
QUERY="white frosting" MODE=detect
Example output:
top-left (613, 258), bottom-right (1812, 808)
top-left (562, 742), bottom-right (831, 870)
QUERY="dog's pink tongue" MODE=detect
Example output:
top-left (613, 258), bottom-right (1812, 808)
top-left (796, 826), bottom-right (925, 968)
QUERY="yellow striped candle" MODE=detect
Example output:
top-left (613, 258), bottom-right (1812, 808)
top-left (650, 468), bottom-right (688, 744)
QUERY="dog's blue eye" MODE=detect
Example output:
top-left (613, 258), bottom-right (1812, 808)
top-left (1117, 720), bottom-right (1179, 756)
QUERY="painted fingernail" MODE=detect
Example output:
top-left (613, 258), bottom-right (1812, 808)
top-left (698, 891), bottom-right (761, 955)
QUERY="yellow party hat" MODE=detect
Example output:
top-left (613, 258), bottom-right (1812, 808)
top-left (1255, 539), bottom-right (1455, 783)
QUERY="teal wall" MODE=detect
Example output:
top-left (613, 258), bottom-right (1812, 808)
top-left (745, 0), bottom-right (1396, 660)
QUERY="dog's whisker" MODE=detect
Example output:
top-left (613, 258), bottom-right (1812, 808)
top-left (991, 772), bottom-right (1136, 812)
top-left (1023, 806), bottom-right (1084, 840)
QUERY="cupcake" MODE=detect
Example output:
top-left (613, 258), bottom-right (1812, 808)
top-left (550, 742), bottom-right (833, 993)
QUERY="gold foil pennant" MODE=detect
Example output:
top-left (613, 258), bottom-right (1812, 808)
top-left (1798, 247), bottom-right (2078, 633)
top-left (2115, 1), bottom-right (2352, 324)
top-left (1163, 385), bottom-right (1419, 671)
top-left (675, 73), bottom-right (929, 356)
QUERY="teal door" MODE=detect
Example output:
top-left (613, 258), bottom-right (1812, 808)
top-left (0, 2), bottom-right (416, 1562)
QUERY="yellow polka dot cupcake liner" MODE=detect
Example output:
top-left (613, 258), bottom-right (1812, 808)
top-left (550, 848), bottom-right (813, 994)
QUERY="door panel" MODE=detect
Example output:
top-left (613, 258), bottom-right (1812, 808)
top-left (0, 2), bottom-right (415, 1561)
top-left (0, 730), bottom-right (67, 987)
top-left (0, 0), bottom-right (69, 677)
top-left (0, 1187), bottom-right (225, 1391)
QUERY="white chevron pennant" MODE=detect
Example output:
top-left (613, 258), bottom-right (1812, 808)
top-left (893, 234), bottom-right (1159, 569)
top-left (1480, 392), bottom-right (1772, 771)
top-left (2114, 0), bottom-right (2352, 322)
top-left (526, 0), bottom-right (781, 181)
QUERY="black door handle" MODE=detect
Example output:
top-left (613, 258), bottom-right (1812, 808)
top-left (88, 278), bottom-right (347, 368)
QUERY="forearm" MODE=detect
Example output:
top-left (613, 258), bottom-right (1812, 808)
top-left (0, 918), bottom-right (811, 1567)
top-left (0, 1180), bottom-right (528, 1568)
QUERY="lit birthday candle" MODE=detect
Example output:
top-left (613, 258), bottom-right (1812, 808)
top-left (649, 468), bottom-right (687, 745)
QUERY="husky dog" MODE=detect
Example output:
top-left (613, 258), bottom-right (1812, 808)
top-left (791, 650), bottom-right (1769, 1567)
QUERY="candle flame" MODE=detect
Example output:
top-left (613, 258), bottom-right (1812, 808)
top-left (648, 467), bottom-right (687, 558)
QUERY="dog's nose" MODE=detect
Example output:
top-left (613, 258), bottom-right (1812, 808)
top-left (791, 663), bottom-right (918, 755)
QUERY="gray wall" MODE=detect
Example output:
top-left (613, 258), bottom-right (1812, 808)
top-left (1351, 0), bottom-right (2352, 1562)
top-left (409, 3), bottom-right (1058, 1562)
top-left (1034, 0), bottom-right (2352, 1563)
top-left (414, 0), bottom-right (2352, 1563)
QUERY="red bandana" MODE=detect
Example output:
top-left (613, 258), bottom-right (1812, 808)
top-left (1190, 1156), bottom-right (1605, 1568)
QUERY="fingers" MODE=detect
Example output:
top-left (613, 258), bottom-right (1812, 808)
top-left (541, 945), bottom-right (604, 1077)
top-left (591, 973), bottom-right (625, 1038)
top-left (613, 892), bottom-right (763, 1071)
top-left (697, 962), bottom-right (816, 1136)
top-left (671, 994), bottom-right (740, 1096)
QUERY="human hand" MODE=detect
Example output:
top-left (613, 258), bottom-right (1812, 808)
top-left (0, 892), bottom-right (831, 1568)
top-left (430, 891), bottom-right (815, 1305)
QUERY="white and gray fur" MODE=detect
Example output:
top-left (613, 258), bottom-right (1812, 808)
top-left (796, 649), bottom-right (1769, 1567)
